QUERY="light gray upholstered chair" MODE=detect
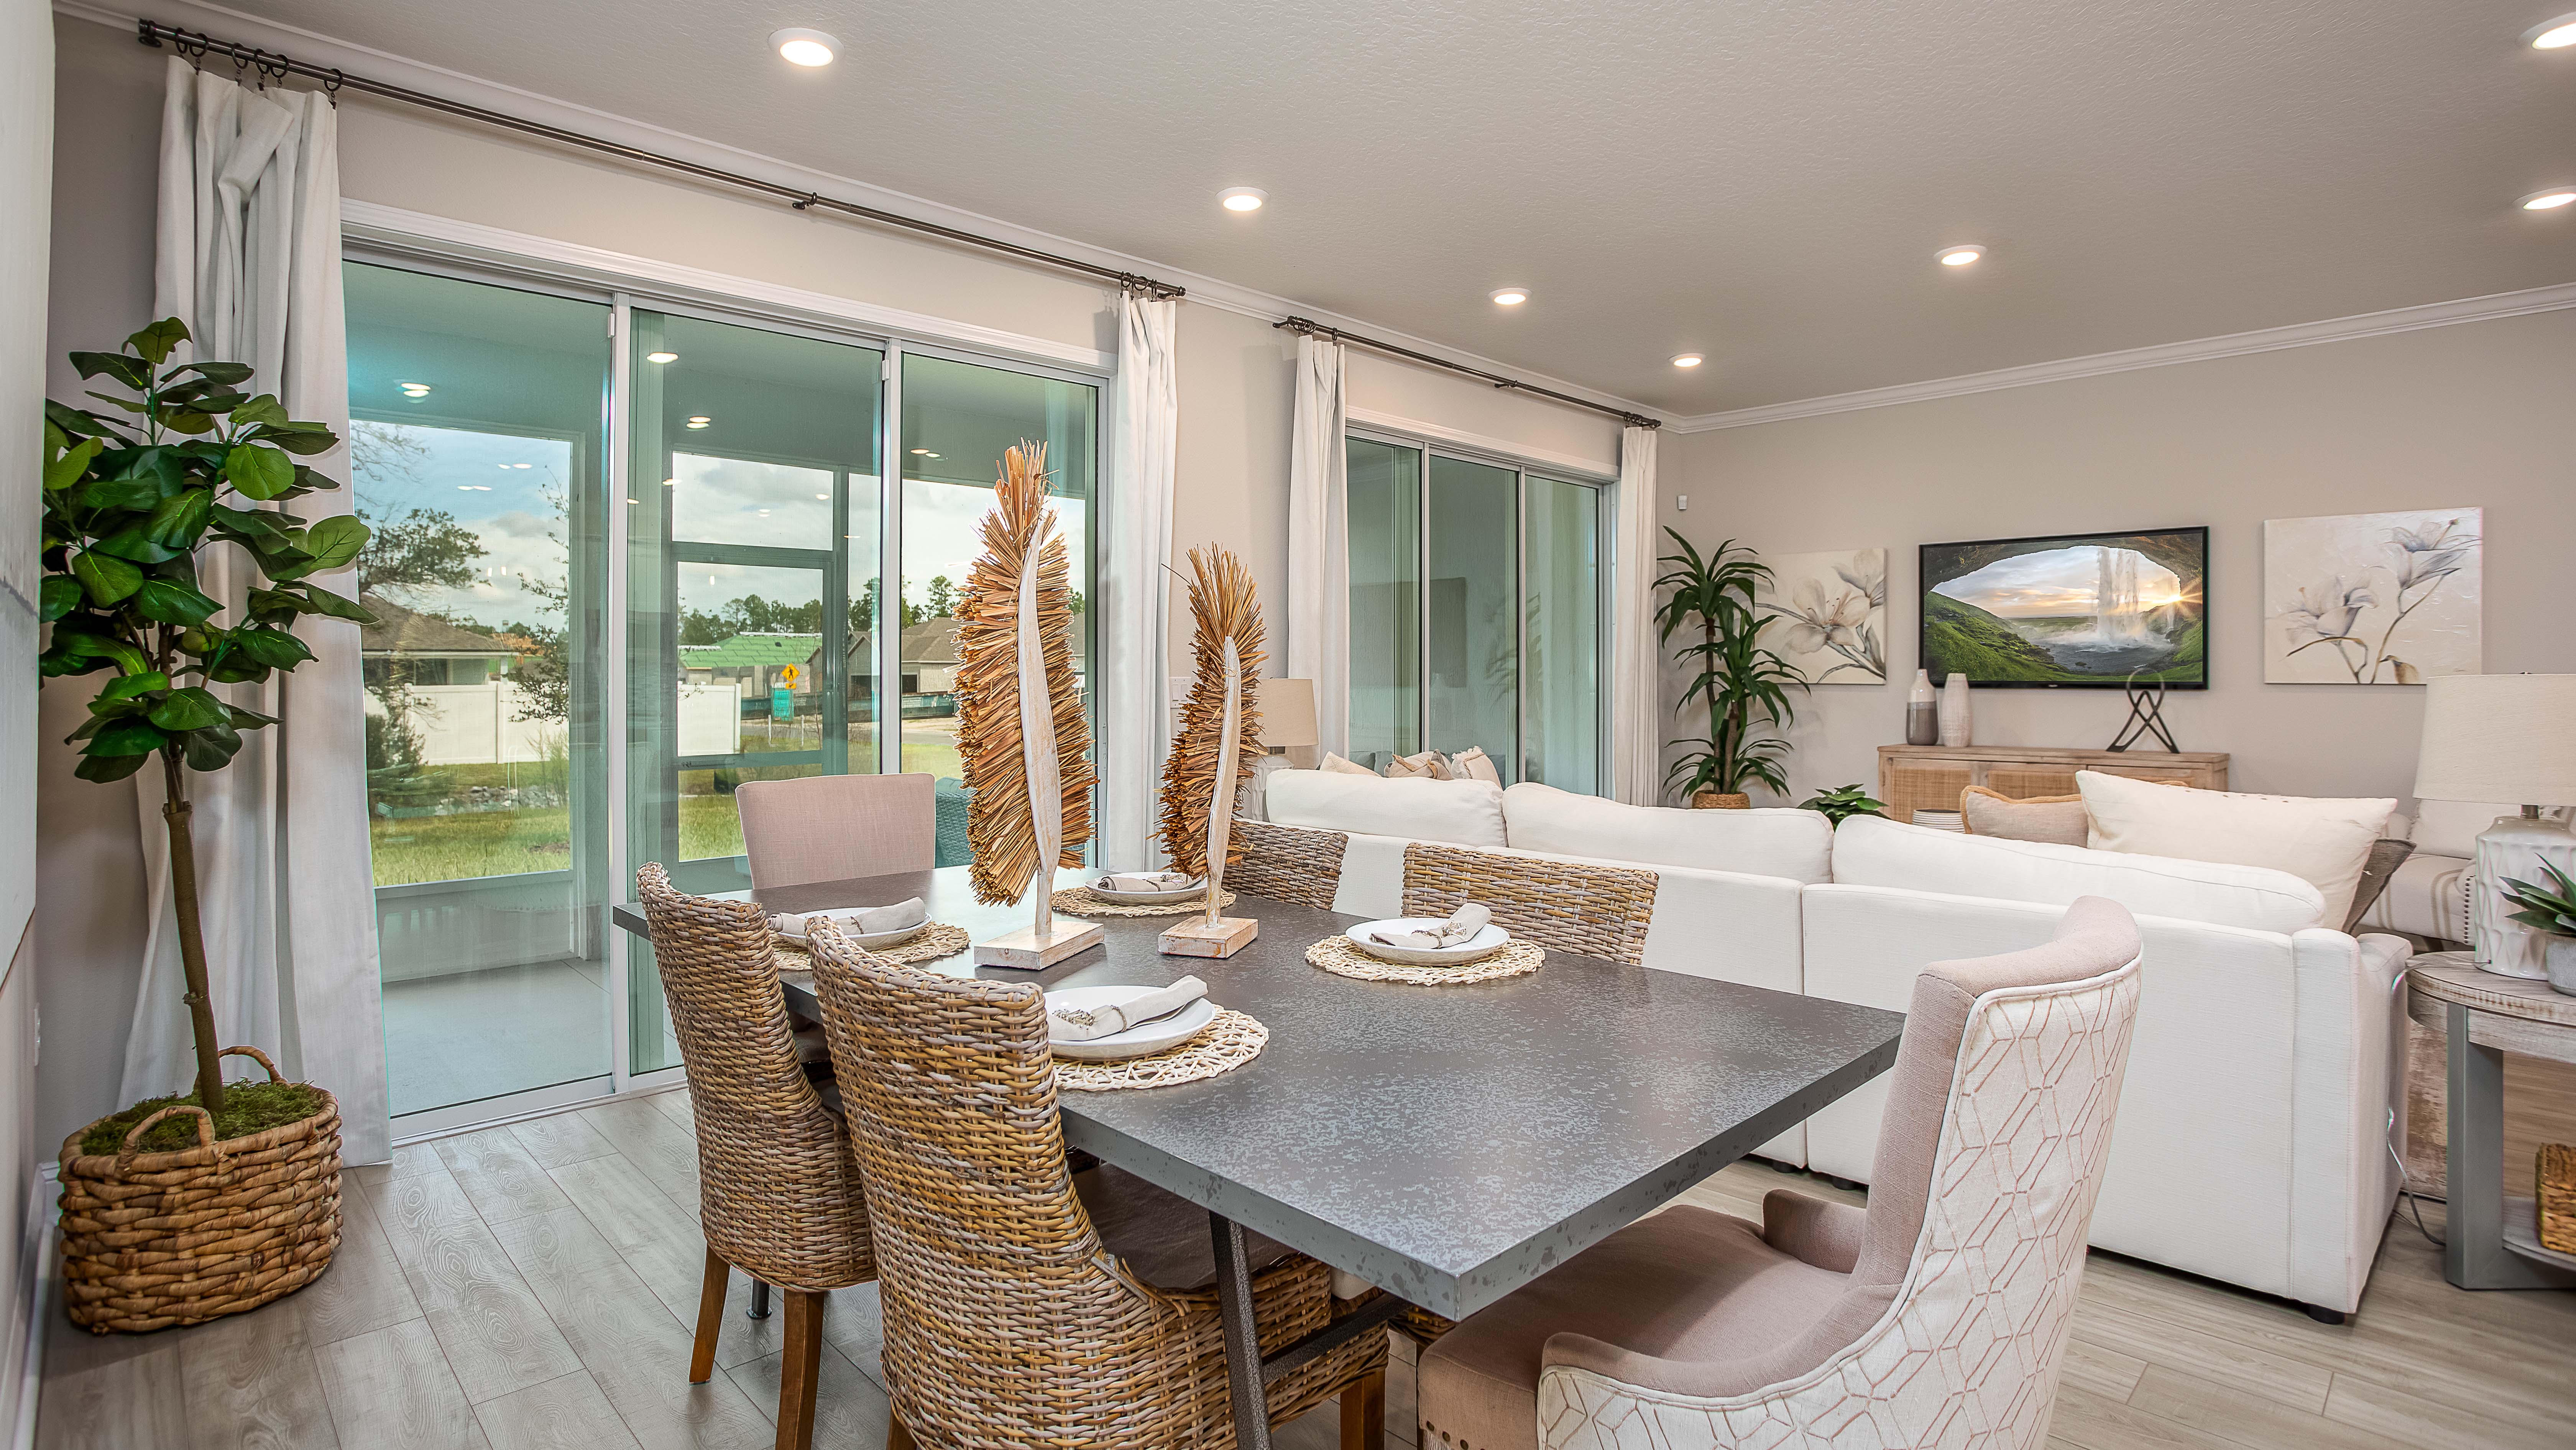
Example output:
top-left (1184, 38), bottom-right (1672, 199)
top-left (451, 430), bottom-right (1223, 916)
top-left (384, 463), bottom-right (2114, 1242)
top-left (1416, 896), bottom-right (2145, 1450)
top-left (735, 772), bottom-right (937, 894)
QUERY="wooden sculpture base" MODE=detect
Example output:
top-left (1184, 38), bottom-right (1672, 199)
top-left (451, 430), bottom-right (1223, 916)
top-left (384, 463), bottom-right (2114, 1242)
top-left (973, 920), bottom-right (1106, 971)
top-left (1159, 916), bottom-right (1258, 959)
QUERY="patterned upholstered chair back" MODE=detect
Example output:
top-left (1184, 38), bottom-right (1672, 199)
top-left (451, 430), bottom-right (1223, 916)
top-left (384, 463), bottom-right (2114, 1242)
top-left (1400, 842), bottom-right (1657, 967)
top-left (1537, 897), bottom-right (2145, 1449)
top-left (632, 864), bottom-right (872, 1289)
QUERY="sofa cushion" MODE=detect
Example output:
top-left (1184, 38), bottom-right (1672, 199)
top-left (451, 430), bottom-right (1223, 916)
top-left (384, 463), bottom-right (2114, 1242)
top-left (1265, 769), bottom-right (1507, 847)
top-left (2077, 770), bottom-right (2394, 929)
top-left (1831, 813), bottom-right (2326, 934)
top-left (1958, 787), bottom-right (2088, 846)
top-left (1500, 783), bottom-right (1833, 884)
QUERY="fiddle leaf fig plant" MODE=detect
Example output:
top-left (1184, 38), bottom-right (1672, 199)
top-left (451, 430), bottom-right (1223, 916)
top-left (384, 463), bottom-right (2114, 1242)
top-left (41, 317), bottom-right (374, 1117)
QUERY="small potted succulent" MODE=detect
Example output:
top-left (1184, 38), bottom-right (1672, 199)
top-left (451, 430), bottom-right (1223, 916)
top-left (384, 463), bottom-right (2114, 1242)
top-left (2498, 860), bottom-right (2576, 996)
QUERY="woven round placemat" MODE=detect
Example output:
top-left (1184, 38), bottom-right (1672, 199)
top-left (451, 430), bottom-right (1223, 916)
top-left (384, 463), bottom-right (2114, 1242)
top-left (1049, 885), bottom-right (1238, 918)
top-left (1053, 1008), bottom-right (1267, 1092)
top-left (772, 921), bottom-right (971, 967)
top-left (1306, 934), bottom-right (1544, 987)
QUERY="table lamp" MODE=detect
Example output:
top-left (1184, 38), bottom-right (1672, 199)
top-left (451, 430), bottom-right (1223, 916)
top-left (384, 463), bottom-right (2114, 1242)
top-left (2413, 673), bottom-right (2576, 979)
top-left (1245, 678), bottom-right (1318, 816)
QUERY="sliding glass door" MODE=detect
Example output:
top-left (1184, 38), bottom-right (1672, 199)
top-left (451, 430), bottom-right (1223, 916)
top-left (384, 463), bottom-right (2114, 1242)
top-left (1344, 433), bottom-right (1608, 792)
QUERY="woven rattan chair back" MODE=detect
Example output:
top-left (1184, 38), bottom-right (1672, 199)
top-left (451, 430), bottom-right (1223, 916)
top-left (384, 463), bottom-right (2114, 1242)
top-left (635, 864), bottom-right (873, 1291)
top-left (1400, 842), bottom-right (1657, 967)
top-left (802, 919), bottom-right (1369, 1450)
top-left (1227, 818), bottom-right (1348, 909)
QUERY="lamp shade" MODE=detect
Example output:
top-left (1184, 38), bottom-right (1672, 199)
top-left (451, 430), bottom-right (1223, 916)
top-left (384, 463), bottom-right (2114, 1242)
top-left (1257, 677), bottom-right (1319, 749)
top-left (2413, 673), bottom-right (2576, 806)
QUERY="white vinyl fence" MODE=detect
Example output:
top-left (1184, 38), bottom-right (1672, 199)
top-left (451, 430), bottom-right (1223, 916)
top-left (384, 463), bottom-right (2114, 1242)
top-left (368, 681), bottom-right (742, 764)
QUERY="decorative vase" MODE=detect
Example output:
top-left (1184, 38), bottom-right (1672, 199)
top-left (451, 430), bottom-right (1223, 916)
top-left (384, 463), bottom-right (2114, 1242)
top-left (2548, 936), bottom-right (2576, 997)
top-left (2472, 812), bottom-right (2576, 980)
top-left (1938, 672), bottom-right (1973, 747)
top-left (1905, 670), bottom-right (1939, 746)
top-left (1692, 791), bottom-right (1752, 810)
top-left (57, 1047), bottom-right (341, 1333)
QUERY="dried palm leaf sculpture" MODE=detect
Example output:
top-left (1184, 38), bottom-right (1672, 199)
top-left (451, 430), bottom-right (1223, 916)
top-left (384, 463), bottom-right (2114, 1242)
top-left (1157, 546), bottom-right (1267, 956)
top-left (958, 441), bottom-right (1099, 966)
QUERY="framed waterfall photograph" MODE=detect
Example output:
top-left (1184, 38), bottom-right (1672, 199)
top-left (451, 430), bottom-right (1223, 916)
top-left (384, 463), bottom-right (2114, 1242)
top-left (1919, 527), bottom-right (2209, 689)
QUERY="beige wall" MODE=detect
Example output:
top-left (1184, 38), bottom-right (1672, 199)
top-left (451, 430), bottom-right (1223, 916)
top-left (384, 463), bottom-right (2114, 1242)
top-left (36, 11), bottom-right (1617, 1153)
top-left (1659, 306), bottom-right (2576, 807)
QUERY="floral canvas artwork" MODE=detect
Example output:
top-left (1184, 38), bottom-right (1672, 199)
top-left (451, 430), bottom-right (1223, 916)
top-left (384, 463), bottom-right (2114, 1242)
top-left (1757, 548), bottom-right (1887, 684)
top-left (2264, 508), bottom-right (2481, 685)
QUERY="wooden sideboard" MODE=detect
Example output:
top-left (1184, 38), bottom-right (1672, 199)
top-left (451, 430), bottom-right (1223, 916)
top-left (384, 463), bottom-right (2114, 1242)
top-left (1876, 744), bottom-right (2231, 823)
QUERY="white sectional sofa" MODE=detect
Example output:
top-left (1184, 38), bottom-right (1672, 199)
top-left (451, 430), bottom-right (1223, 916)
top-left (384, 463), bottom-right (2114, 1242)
top-left (1258, 770), bottom-right (2411, 1319)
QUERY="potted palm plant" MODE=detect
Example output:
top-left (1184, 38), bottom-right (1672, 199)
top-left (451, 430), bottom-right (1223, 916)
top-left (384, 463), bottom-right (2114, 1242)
top-left (41, 318), bottom-right (371, 1333)
top-left (1654, 530), bottom-right (1805, 807)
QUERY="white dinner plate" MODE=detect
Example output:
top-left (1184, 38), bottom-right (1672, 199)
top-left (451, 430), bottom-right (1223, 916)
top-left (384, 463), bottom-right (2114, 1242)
top-left (1345, 918), bottom-right (1512, 967)
top-left (773, 909), bottom-right (927, 951)
top-left (1045, 985), bottom-right (1218, 1061)
top-left (1088, 876), bottom-right (1209, 905)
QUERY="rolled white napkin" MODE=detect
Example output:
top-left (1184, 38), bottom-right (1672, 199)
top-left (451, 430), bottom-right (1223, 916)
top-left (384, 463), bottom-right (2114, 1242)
top-left (1372, 902), bottom-right (1492, 951)
top-left (772, 897), bottom-right (927, 937)
top-left (1097, 871), bottom-right (1201, 894)
top-left (1049, 977), bottom-right (1209, 1043)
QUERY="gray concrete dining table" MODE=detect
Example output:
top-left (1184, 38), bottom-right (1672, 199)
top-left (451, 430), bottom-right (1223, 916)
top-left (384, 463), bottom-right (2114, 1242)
top-left (611, 864), bottom-right (1906, 1449)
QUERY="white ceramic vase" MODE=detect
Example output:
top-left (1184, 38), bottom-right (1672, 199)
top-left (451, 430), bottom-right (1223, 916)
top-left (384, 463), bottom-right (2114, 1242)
top-left (1938, 672), bottom-right (1973, 748)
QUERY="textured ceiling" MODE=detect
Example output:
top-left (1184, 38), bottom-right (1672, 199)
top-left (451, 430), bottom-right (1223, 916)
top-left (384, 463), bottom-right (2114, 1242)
top-left (232, 0), bottom-right (2576, 413)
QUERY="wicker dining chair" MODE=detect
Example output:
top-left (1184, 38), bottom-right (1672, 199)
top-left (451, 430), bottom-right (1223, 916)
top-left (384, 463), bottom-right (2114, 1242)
top-left (736, 772), bottom-right (938, 893)
top-left (1399, 842), bottom-right (1658, 967)
top-left (800, 917), bottom-right (1388, 1450)
top-left (635, 864), bottom-right (876, 1450)
top-left (1228, 817), bottom-right (1350, 909)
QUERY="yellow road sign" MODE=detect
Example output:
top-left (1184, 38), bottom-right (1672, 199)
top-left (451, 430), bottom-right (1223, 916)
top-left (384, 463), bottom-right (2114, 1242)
top-left (777, 663), bottom-right (802, 686)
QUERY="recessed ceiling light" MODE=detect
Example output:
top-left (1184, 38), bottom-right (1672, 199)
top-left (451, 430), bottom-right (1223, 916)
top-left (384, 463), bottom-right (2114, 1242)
top-left (909, 447), bottom-right (930, 454)
top-left (646, 350), bottom-right (679, 364)
top-left (685, 417), bottom-right (711, 429)
top-left (1490, 287), bottom-right (1530, 306)
top-left (2518, 187), bottom-right (2576, 210)
top-left (815, 493), bottom-right (830, 500)
top-left (2524, 13), bottom-right (2576, 48)
top-left (1218, 187), bottom-right (1267, 213)
top-left (1671, 353), bottom-right (1704, 368)
top-left (924, 452), bottom-right (941, 459)
top-left (626, 497), bottom-right (641, 505)
top-left (770, 28), bottom-right (838, 66)
top-left (398, 383), bottom-right (431, 397)
top-left (1936, 245), bottom-right (1985, 267)
top-left (664, 478), bottom-right (677, 486)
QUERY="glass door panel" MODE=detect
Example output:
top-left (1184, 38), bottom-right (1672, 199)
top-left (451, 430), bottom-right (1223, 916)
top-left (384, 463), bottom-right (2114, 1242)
top-left (1346, 437), bottom-right (1422, 768)
top-left (344, 261), bottom-right (613, 1125)
top-left (1426, 456), bottom-right (1520, 780)
top-left (897, 354), bottom-right (1096, 863)
top-left (625, 311), bottom-right (882, 1073)
top-left (1524, 476), bottom-right (1601, 793)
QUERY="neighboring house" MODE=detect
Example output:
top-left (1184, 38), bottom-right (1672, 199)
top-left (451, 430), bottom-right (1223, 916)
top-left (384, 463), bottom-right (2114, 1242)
top-left (678, 632), bottom-right (822, 697)
top-left (359, 593), bottom-right (521, 686)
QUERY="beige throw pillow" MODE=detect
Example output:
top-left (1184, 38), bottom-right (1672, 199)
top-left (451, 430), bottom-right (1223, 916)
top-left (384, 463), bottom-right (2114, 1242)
top-left (1450, 746), bottom-right (1503, 785)
top-left (1385, 750), bottom-right (1453, 781)
top-left (2077, 769), bottom-right (2396, 929)
top-left (1958, 787), bottom-right (2090, 847)
top-left (1318, 752), bottom-right (1378, 777)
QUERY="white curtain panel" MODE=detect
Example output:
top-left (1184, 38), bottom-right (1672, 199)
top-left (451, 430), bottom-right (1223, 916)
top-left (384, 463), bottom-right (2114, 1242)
top-left (1285, 334), bottom-right (1349, 757)
top-left (135, 58), bottom-right (389, 1164)
top-left (1101, 291), bottom-right (1180, 867)
top-left (1609, 424), bottom-right (1663, 806)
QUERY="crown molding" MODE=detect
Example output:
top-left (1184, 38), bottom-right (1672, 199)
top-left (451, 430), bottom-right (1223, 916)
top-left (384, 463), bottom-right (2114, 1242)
top-left (57, 0), bottom-right (1658, 425)
top-left (1664, 279), bottom-right (2576, 433)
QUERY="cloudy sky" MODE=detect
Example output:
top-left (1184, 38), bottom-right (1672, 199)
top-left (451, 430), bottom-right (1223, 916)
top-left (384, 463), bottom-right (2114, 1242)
top-left (1932, 545), bottom-right (2183, 619)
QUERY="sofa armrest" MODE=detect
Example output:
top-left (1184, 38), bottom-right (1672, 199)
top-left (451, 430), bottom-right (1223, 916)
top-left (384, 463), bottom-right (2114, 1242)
top-left (1763, 1189), bottom-right (1864, 1273)
top-left (2287, 928), bottom-right (2410, 1314)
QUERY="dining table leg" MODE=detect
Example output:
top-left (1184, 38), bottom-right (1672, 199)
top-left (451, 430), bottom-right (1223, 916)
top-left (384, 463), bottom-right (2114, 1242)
top-left (1209, 1210), bottom-right (1274, 1450)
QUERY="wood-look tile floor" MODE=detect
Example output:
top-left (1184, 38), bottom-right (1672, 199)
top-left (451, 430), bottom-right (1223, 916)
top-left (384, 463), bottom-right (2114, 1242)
top-left (33, 1086), bottom-right (2576, 1450)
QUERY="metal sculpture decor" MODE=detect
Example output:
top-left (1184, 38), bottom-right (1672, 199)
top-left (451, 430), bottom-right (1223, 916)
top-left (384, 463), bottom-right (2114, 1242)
top-left (961, 441), bottom-right (1102, 969)
top-left (1157, 547), bottom-right (1268, 958)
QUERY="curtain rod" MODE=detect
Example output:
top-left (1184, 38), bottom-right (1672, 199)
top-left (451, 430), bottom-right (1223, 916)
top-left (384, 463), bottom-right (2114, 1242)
top-left (1274, 318), bottom-right (1660, 429)
top-left (135, 19), bottom-right (1188, 301)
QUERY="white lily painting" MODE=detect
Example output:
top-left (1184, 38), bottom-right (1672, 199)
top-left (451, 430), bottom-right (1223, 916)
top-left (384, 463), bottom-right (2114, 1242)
top-left (1756, 548), bottom-right (1888, 684)
top-left (2264, 508), bottom-right (2482, 685)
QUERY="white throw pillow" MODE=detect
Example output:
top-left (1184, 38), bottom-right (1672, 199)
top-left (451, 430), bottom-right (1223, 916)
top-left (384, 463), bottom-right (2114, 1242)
top-left (1317, 752), bottom-right (1378, 777)
top-left (1451, 746), bottom-right (1503, 785)
top-left (2077, 770), bottom-right (2392, 929)
top-left (1832, 813), bottom-right (2326, 934)
top-left (1384, 750), bottom-right (1452, 780)
top-left (1265, 770), bottom-right (1507, 848)
top-left (1501, 783), bottom-right (1834, 884)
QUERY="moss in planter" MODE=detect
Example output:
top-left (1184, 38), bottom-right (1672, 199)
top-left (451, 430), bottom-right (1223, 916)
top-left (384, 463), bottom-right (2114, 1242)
top-left (79, 1081), bottom-right (329, 1157)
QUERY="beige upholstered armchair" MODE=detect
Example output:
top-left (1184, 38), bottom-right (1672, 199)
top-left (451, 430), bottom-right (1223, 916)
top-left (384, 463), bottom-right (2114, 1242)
top-left (1417, 896), bottom-right (2145, 1450)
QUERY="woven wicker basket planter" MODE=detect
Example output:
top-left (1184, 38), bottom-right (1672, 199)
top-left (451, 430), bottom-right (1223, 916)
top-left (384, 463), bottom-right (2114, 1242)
top-left (57, 1047), bottom-right (342, 1335)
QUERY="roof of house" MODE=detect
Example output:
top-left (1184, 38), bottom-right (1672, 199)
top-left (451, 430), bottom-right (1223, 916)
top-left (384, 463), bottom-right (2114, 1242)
top-left (358, 594), bottom-right (517, 658)
top-left (678, 633), bottom-right (822, 669)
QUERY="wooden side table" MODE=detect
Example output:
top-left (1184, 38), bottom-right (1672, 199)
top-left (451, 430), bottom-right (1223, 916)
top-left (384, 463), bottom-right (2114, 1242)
top-left (2406, 953), bottom-right (2576, 1290)
top-left (1875, 745), bottom-right (2229, 824)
